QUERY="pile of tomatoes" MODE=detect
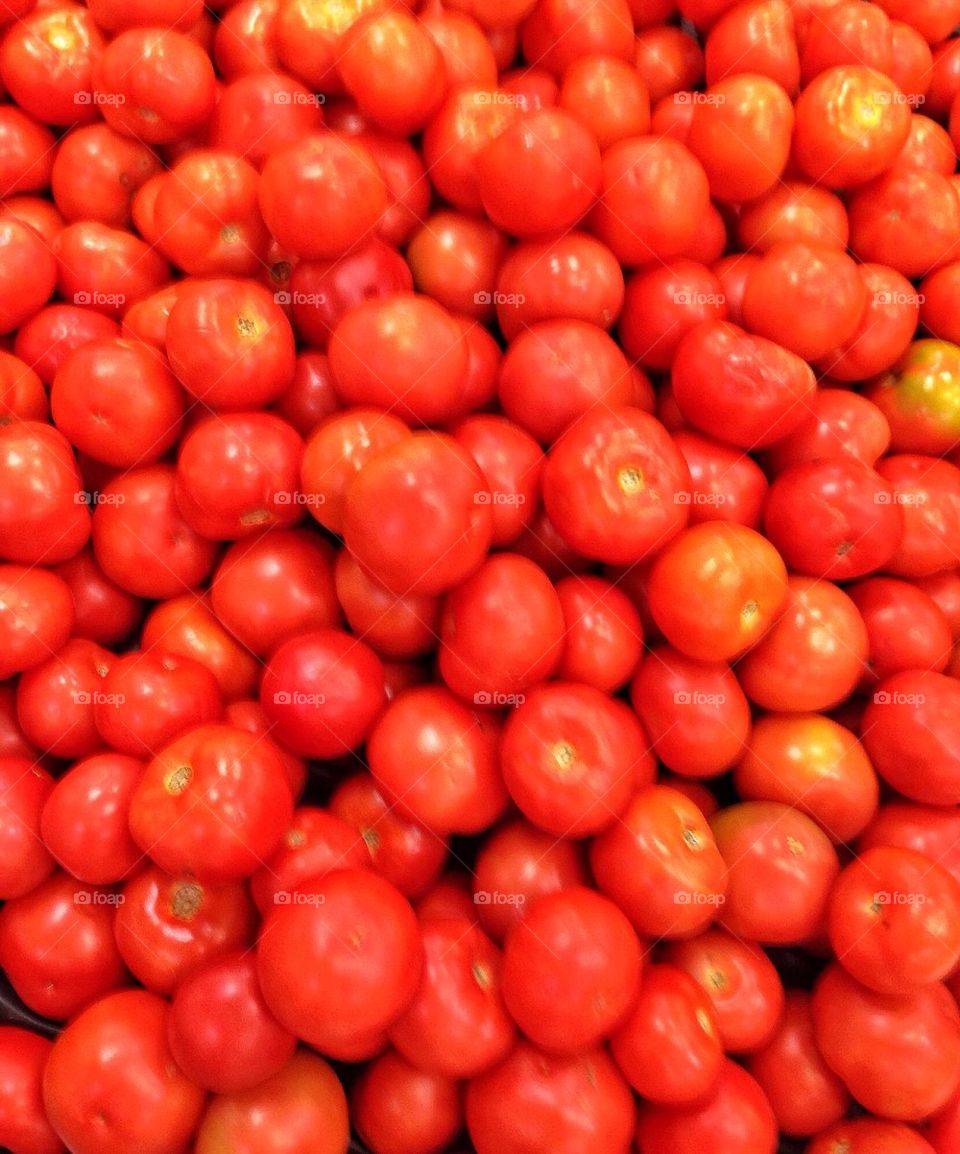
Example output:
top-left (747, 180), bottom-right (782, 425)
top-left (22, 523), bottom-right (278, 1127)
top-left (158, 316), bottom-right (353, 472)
top-left (5, 0), bottom-right (960, 1152)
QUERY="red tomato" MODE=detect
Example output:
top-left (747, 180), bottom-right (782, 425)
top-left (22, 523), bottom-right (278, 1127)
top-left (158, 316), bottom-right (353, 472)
top-left (0, 1028), bottom-right (62, 1154)
top-left (42, 990), bottom-right (206, 1154)
top-left (554, 575), bottom-right (643, 693)
top-left (389, 916), bottom-right (515, 1077)
top-left (466, 1042), bottom-right (636, 1154)
top-left (129, 724), bottom-right (293, 881)
top-left (808, 1119), bottom-right (937, 1154)
top-left (812, 964), bottom-right (960, 1121)
top-left (0, 566), bottom-right (75, 681)
top-left (746, 991), bottom-right (849, 1138)
top-left (0, 756), bottom-right (55, 900)
top-left (711, 801), bottom-right (840, 945)
top-left (257, 869), bottom-right (423, 1059)
top-left (352, 1049), bottom-right (462, 1154)
top-left (51, 124), bottom-right (160, 229)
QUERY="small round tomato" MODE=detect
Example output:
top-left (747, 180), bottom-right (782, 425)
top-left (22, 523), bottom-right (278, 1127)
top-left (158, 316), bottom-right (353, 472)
top-left (467, 1042), bottom-right (636, 1154)
top-left (257, 869), bottom-right (423, 1059)
top-left (711, 801), bottom-right (840, 945)
top-left (737, 180), bottom-right (849, 251)
top-left (194, 1050), bottom-right (349, 1154)
top-left (0, 567), bottom-right (75, 681)
top-left (0, 756), bottom-right (55, 900)
top-left (807, 1119), bottom-right (937, 1154)
top-left (344, 431), bottom-right (493, 596)
top-left (877, 456), bottom-right (960, 577)
top-left (129, 724), bottom-right (293, 882)
top-left (389, 916), bottom-right (515, 1078)
top-left (636, 1059), bottom-right (777, 1154)
top-left (542, 406), bottom-right (691, 566)
top-left (0, 1028), bottom-right (62, 1154)
top-left (502, 887), bottom-right (642, 1054)
top-left (647, 522), bottom-right (788, 662)
top-left (554, 575), bottom-right (643, 693)
top-left (812, 964), bottom-right (960, 1122)
top-left (352, 1049), bottom-right (462, 1154)
top-left (42, 990), bottom-right (206, 1154)
top-left (867, 339), bottom-right (960, 455)
top-left (15, 637), bottom-right (111, 760)
top-left (663, 929), bottom-right (785, 1053)
top-left (850, 576), bottom-right (953, 683)
top-left (260, 628), bottom-right (385, 759)
top-left (746, 991), bottom-right (849, 1139)
top-left (501, 682), bottom-right (654, 839)
top-left (591, 784), bottom-right (727, 938)
top-left (51, 124), bottom-right (161, 229)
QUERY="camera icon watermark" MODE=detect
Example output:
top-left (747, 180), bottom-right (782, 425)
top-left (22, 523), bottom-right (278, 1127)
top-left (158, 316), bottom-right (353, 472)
top-left (474, 889), bottom-right (526, 906)
top-left (273, 691), bottom-right (326, 706)
top-left (274, 890), bottom-right (326, 906)
top-left (673, 291), bottom-right (726, 306)
top-left (74, 490), bottom-right (126, 507)
top-left (474, 491), bottom-right (526, 506)
top-left (874, 490), bottom-right (927, 506)
top-left (872, 691), bottom-right (926, 705)
top-left (74, 91), bottom-right (126, 106)
top-left (274, 291), bottom-right (327, 307)
top-left (71, 691), bottom-right (125, 706)
top-left (74, 291), bottom-right (126, 308)
top-left (674, 91), bottom-right (726, 105)
top-left (874, 290), bottom-right (925, 305)
top-left (75, 890), bottom-right (125, 905)
top-left (874, 890), bottom-right (926, 906)
top-left (474, 290), bottom-right (526, 307)
top-left (473, 691), bottom-right (525, 707)
top-left (674, 890), bottom-right (725, 906)
top-left (674, 491), bottom-right (727, 506)
top-left (273, 91), bottom-right (325, 106)
top-left (274, 491), bottom-right (325, 507)
top-left (673, 691), bottom-right (726, 706)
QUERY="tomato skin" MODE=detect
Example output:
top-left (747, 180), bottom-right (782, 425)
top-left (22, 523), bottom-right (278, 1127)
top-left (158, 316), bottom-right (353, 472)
top-left (40, 752), bottom-right (144, 886)
top-left (636, 1059), bottom-right (777, 1154)
top-left (746, 990), bottom-right (849, 1138)
top-left (42, 989), bottom-right (206, 1154)
top-left (554, 575), bottom-right (643, 693)
top-left (129, 724), bottom-right (293, 882)
top-left (0, 105), bottom-right (55, 197)
top-left (647, 522), bottom-right (788, 663)
top-left (0, 422), bottom-right (90, 567)
top-left (671, 320), bottom-right (816, 449)
top-left (260, 628), bottom-right (386, 760)
top-left (0, 1027), bottom-right (63, 1154)
top-left (861, 670), bottom-right (960, 805)
top-left (15, 637), bottom-right (111, 760)
top-left (466, 1041), bottom-right (636, 1154)
top-left (591, 784), bottom-right (727, 938)
top-left (860, 802), bottom-right (960, 890)
top-left (0, 566), bottom-right (75, 682)
top-left (352, 1049), bottom-right (462, 1154)
top-left (711, 801), bottom-right (840, 945)
top-left (502, 887), bottom-right (642, 1055)
top-left (664, 928), bottom-right (785, 1053)
top-left (502, 682), bottom-right (654, 839)
top-left (257, 869), bottom-right (423, 1059)
top-left (50, 124), bottom-right (160, 230)
top-left (194, 1049), bottom-right (350, 1154)
top-left (389, 916), bottom-right (515, 1078)
top-left (828, 846), bottom-right (960, 993)
top-left (867, 339), bottom-right (960, 456)
top-left (877, 456), bottom-right (960, 578)
top-left (812, 964), bottom-right (960, 1122)
top-left (543, 406), bottom-right (691, 566)
top-left (849, 576), bottom-right (953, 683)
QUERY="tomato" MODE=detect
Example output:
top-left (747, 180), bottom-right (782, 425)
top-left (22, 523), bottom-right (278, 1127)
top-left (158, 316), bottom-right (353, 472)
top-left (389, 916), bottom-right (515, 1077)
top-left (647, 522), bottom-right (788, 662)
top-left (211, 71), bottom-right (323, 168)
top-left (257, 869), bottom-right (423, 1059)
top-left (367, 685), bottom-right (506, 835)
top-left (91, 465), bottom-right (218, 599)
top-left (591, 784), bottom-right (727, 938)
top-left (850, 575), bottom-right (953, 684)
top-left (194, 1050), bottom-right (350, 1154)
top-left (828, 846), bottom-right (960, 993)
top-left (40, 752), bottom-right (143, 885)
top-left (521, 0), bottom-right (634, 72)
top-left (590, 136), bottom-right (710, 265)
top-left (808, 1119), bottom-right (937, 1154)
top-left (93, 28), bottom-right (215, 144)
top-left (13, 637), bottom-right (107, 759)
top-left (812, 964), bottom-right (960, 1121)
top-left (501, 682), bottom-right (654, 838)
top-left (705, 0), bottom-right (800, 92)
top-left (260, 133), bottom-right (386, 260)
top-left (50, 124), bottom-right (161, 229)
top-left (671, 320), bottom-right (817, 448)
top-left (877, 456), bottom-right (960, 577)
top-left (0, 105), bottom-right (56, 197)
top-left (0, 870), bottom-right (127, 1021)
top-left (274, 350), bottom-right (340, 435)
top-left (746, 990), bottom-right (849, 1138)
top-left (165, 277), bottom-right (296, 410)
top-left (818, 262), bottom-right (921, 381)
top-left (0, 421), bottom-right (90, 567)
top-left (211, 530), bottom-right (339, 659)
top-left (502, 887), bottom-right (642, 1054)
top-left (860, 802), bottom-right (960, 890)
top-left (51, 337), bottom-right (184, 469)
top-left (542, 406), bottom-right (691, 565)
top-left (0, 756), bottom-right (55, 900)
top-left (0, 1027), bottom-right (62, 1154)
top-left (129, 724), bottom-right (292, 881)
top-left (636, 1058), bottom-right (777, 1154)
top-left (451, 414), bottom-right (543, 546)
top-left (406, 211), bottom-right (505, 322)
top-left (0, 567), bottom-right (75, 681)
top-left (329, 772), bottom-right (449, 899)
top-left (344, 432), bottom-right (493, 595)
top-left (663, 928), bottom-right (785, 1053)
top-left (738, 180), bottom-right (849, 252)
top-left (352, 1049), bottom-right (462, 1154)
top-left (867, 339), bottom-right (960, 455)
top-left (466, 1042), bottom-right (636, 1154)
top-left (711, 801), bottom-right (840, 945)
top-left (472, 819), bottom-right (587, 942)
top-left (260, 628), bottom-right (385, 759)
top-left (553, 575), bottom-right (642, 693)
top-left (861, 670), bottom-right (960, 804)
top-left (43, 989), bottom-right (206, 1154)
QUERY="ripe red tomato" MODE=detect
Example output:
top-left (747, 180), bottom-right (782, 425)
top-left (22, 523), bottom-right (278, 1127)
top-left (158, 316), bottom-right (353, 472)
top-left (0, 1027), bottom-right (62, 1154)
top-left (42, 989), bottom-right (206, 1154)
top-left (807, 1119), bottom-right (937, 1154)
top-left (257, 869), bottom-right (423, 1059)
top-left (352, 1049), bottom-right (462, 1154)
top-left (129, 724), bottom-right (293, 881)
top-left (467, 1041), bottom-right (636, 1154)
